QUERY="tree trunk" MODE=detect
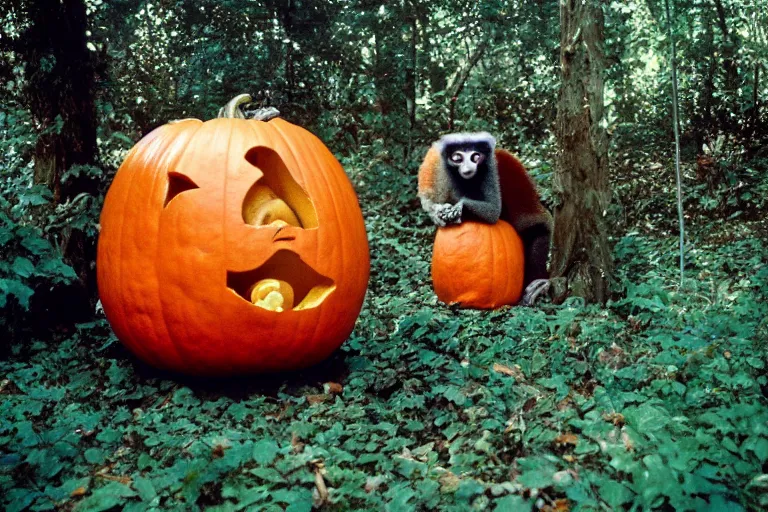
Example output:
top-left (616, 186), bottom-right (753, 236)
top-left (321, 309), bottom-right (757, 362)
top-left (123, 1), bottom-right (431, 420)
top-left (279, 0), bottom-right (296, 103)
top-left (22, 0), bottom-right (99, 318)
top-left (405, 13), bottom-right (418, 158)
top-left (746, 63), bottom-right (761, 154)
top-left (694, 17), bottom-right (716, 150)
top-left (711, 0), bottom-right (739, 135)
top-left (406, 15), bottom-right (418, 133)
top-left (551, 0), bottom-right (612, 304)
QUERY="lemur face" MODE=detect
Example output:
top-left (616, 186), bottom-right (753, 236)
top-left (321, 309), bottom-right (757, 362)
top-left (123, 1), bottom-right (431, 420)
top-left (443, 142), bottom-right (492, 180)
top-left (449, 150), bottom-right (486, 179)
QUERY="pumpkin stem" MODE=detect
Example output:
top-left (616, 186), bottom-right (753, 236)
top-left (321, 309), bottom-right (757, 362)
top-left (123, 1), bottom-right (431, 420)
top-left (218, 94), bottom-right (252, 119)
top-left (218, 95), bottom-right (282, 121)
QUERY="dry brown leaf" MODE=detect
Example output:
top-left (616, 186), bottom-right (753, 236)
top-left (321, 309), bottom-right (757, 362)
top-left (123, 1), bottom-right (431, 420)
top-left (554, 433), bottom-right (579, 446)
top-left (556, 397), bottom-right (573, 411)
top-left (492, 363), bottom-right (524, 381)
top-left (70, 486), bottom-right (88, 497)
top-left (211, 444), bottom-right (227, 459)
top-left (313, 467), bottom-right (329, 507)
top-left (621, 430), bottom-right (634, 451)
top-left (306, 394), bottom-right (327, 405)
top-left (291, 432), bottom-right (305, 453)
top-left (598, 344), bottom-right (626, 369)
top-left (324, 382), bottom-right (343, 394)
top-left (542, 498), bottom-right (570, 512)
top-left (603, 412), bottom-right (625, 426)
top-left (96, 473), bottom-right (132, 485)
top-left (523, 397), bottom-right (538, 412)
top-left (437, 470), bottom-right (461, 492)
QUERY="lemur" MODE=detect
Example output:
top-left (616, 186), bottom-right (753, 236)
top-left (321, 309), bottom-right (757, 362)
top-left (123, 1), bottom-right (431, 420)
top-left (418, 132), bottom-right (552, 305)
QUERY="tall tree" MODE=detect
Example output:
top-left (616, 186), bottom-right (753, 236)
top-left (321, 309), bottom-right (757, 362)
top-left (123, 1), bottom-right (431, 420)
top-left (18, 0), bottom-right (98, 203)
top-left (5, 0), bottom-right (100, 317)
top-left (551, 0), bottom-right (611, 303)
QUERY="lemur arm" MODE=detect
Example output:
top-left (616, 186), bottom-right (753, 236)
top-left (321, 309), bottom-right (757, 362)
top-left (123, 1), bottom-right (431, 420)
top-left (418, 146), bottom-right (456, 226)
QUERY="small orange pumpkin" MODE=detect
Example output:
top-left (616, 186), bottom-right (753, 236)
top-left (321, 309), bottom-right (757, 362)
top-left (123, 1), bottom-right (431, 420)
top-left (97, 95), bottom-right (370, 375)
top-left (431, 220), bottom-right (524, 309)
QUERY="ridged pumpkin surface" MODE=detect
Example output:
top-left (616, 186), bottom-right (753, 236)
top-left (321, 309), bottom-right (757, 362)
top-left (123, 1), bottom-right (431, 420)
top-left (431, 221), bottom-right (524, 309)
top-left (97, 117), bottom-right (370, 375)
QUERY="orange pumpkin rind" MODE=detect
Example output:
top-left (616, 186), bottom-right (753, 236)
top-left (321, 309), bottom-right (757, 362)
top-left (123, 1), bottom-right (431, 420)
top-left (431, 220), bottom-right (525, 309)
top-left (97, 95), bottom-right (369, 375)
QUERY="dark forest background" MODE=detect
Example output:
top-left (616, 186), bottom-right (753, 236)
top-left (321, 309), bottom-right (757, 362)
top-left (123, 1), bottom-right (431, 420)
top-left (1, 1), bottom-right (768, 511)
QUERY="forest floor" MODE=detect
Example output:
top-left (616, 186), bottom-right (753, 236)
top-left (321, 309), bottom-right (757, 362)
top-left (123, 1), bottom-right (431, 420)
top-left (2, 160), bottom-right (768, 511)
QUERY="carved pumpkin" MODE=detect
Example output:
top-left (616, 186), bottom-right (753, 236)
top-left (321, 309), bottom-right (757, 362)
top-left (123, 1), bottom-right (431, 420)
top-left (431, 220), bottom-right (524, 309)
top-left (97, 95), bottom-right (370, 375)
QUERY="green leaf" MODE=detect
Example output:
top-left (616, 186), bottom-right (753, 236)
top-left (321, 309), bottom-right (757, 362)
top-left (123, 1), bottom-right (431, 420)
top-left (0, 278), bottom-right (35, 309)
top-left (494, 494), bottom-right (530, 511)
top-left (518, 468), bottom-right (554, 489)
top-left (285, 490), bottom-right (313, 512)
top-left (624, 402), bottom-right (670, 433)
top-left (37, 256), bottom-right (77, 279)
top-left (744, 436), bottom-right (768, 463)
top-left (252, 439), bottom-right (280, 465)
top-left (442, 386), bottom-right (466, 406)
top-left (74, 482), bottom-right (136, 512)
top-left (84, 448), bottom-right (105, 465)
top-left (11, 257), bottom-right (36, 278)
top-left (599, 480), bottom-right (635, 507)
top-left (455, 479), bottom-right (485, 501)
top-left (18, 186), bottom-right (52, 206)
top-left (4, 488), bottom-right (42, 512)
top-left (20, 234), bottom-right (52, 256)
top-left (132, 475), bottom-right (157, 502)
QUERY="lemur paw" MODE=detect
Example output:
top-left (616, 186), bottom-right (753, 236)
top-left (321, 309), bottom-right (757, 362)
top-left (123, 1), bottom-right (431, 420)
top-left (429, 209), bottom-right (448, 227)
top-left (437, 202), bottom-right (463, 224)
top-left (521, 279), bottom-right (550, 306)
top-left (430, 203), bottom-right (455, 227)
top-left (430, 215), bottom-right (447, 227)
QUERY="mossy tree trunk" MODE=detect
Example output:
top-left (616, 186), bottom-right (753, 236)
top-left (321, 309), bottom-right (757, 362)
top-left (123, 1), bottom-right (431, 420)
top-left (551, 0), bottom-right (612, 304)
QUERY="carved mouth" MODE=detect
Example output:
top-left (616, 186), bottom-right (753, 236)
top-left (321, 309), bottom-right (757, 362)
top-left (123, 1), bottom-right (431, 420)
top-left (227, 250), bottom-right (335, 312)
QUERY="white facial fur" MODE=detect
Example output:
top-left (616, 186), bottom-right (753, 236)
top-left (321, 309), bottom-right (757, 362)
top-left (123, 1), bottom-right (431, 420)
top-left (449, 150), bottom-right (486, 179)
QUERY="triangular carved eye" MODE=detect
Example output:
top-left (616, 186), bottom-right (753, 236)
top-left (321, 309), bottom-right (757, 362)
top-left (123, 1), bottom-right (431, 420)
top-left (242, 146), bottom-right (318, 229)
top-left (164, 172), bottom-right (199, 207)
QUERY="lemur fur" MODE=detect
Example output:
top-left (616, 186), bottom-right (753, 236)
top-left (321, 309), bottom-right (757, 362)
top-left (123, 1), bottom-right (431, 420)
top-left (418, 132), bottom-right (501, 226)
top-left (418, 132), bottom-right (553, 304)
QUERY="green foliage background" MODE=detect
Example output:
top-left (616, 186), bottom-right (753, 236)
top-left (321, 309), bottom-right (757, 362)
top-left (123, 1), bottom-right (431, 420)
top-left (1, 0), bottom-right (768, 510)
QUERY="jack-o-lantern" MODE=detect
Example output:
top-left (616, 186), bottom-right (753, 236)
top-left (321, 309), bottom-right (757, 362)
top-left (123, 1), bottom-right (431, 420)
top-left (97, 95), bottom-right (370, 375)
top-left (431, 220), bottom-right (524, 309)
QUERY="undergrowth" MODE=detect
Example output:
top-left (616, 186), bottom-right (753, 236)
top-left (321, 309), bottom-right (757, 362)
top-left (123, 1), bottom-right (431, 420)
top-left (1, 148), bottom-right (767, 511)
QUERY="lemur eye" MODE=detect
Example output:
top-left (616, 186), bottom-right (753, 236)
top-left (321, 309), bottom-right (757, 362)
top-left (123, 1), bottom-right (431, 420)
top-left (450, 152), bottom-right (463, 163)
top-left (470, 152), bottom-right (484, 164)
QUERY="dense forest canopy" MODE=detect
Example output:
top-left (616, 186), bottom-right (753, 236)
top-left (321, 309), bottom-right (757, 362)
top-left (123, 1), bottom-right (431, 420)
top-left (1, 0), bottom-right (767, 510)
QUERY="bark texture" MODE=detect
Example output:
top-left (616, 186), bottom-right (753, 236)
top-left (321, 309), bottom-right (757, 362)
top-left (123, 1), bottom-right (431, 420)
top-left (552, 0), bottom-right (612, 303)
